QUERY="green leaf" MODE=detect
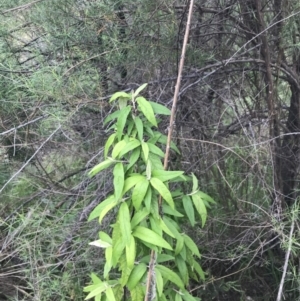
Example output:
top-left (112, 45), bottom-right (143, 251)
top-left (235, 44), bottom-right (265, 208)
top-left (175, 293), bottom-right (183, 301)
top-left (112, 140), bottom-right (127, 158)
top-left (149, 153), bottom-right (164, 170)
top-left (156, 265), bottom-right (185, 289)
top-left (104, 110), bottom-right (121, 125)
top-left (157, 134), bottom-right (180, 153)
top-left (140, 254), bottom-right (174, 264)
top-left (99, 198), bottom-right (119, 224)
top-left (192, 192), bottom-right (207, 227)
top-left (132, 178), bottom-right (149, 210)
top-left (119, 202), bottom-right (132, 246)
top-left (112, 232), bottom-right (126, 267)
top-left (175, 234), bottom-right (184, 255)
top-left (118, 139), bottom-right (140, 158)
top-left (144, 185), bottom-right (152, 212)
top-left (133, 226), bottom-right (172, 250)
top-left (88, 195), bottom-right (117, 221)
top-left (183, 195), bottom-right (195, 226)
top-left (134, 83), bottom-right (148, 97)
top-left (149, 101), bottom-right (171, 115)
top-left (126, 235), bottom-right (136, 270)
top-left (176, 256), bottom-right (188, 285)
top-left (127, 147), bottom-right (141, 170)
top-left (130, 284), bottom-right (145, 301)
top-left (89, 239), bottom-right (111, 248)
top-left (150, 177), bottom-right (174, 209)
top-left (150, 216), bottom-right (162, 236)
top-left (130, 207), bottom-right (149, 228)
top-left (110, 91), bottom-right (131, 102)
top-left (113, 163), bottom-right (124, 200)
top-left (123, 174), bottom-right (145, 194)
top-left (116, 106), bottom-right (131, 140)
top-left (120, 253), bottom-right (132, 286)
top-left (162, 203), bottom-right (184, 217)
top-left (191, 173), bottom-right (198, 192)
top-left (197, 190), bottom-right (216, 204)
top-left (127, 263), bottom-right (147, 290)
top-left (104, 247), bottom-right (113, 278)
top-left (134, 116), bottom-right (144, 141)
top-left (91, 273), bottom-right (102, 285)
top-left (159, 218), bottom-right (175, 238)
top-left (141, 141), bottom-right (149, 161)
top-left (155, 267), bottom-right (164, 297)
top-left (84, 282), bottom-right (106, 300)
top-left (99, 231), bottom-right (112, 244)
top-left (152, 170), bottom-right (184, 182)
top-left (181, 290), bottom-right (199, 301)
top-left (89, 158), bottom-right (115, 177)
top-left (147, 142), bottom-right (165, 157)
top-left (136, 96), bottom-right (157, 127)
top-left (163, 216), bottom-right (181, 238)
top-left (105, 286), bottom-right (116, 301)
top-left (191, 259), bottom-right (205, 280)
top-left (104, 133), bottom-right (117, 158)
top-left (183, 234), bottom-right (200, 258)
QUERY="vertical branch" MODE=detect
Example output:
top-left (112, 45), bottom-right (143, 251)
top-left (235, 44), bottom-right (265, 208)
top-left (255, 0), bottom-right (282, 214)
top-left (144, 0), bottom-right (195, 300)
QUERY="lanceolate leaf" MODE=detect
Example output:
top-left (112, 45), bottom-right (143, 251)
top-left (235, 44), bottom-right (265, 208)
top-left (134, 83), bottom-right (148, 97)
top-left (141, 141), bottom-right (149, 161)
top-left (127, 263), bottom-right (147, 290)
top-left (118, 139), bottom-right (140, 158)
top-left (162, 203), bottom-right (184, 217)
top-left (112, 140), bottom-right (127, 158)
top-left (136, 96), bottom-right (157, 127)
top-left (89, 158), bottom-right (115, 177)
top-left (134, 116), bottom-right (144, 142)
top-left (155, 267), bottom-right (164, 297)
top-left (109, 91), bottom-right (131, 102)
top-left (127, 147), bottom-right (141, 170)
top-left (132, 178), bottom-right (149, 210)
top-left (126, 235), bottom-right (136, 270)
top-left (99, 198), bottom-right (119, 224)
top-left (150, 177), bottom-right (174, 209)
top-left (113, 163), bottom-right (124, 200)
top-left (132, 226), bottom-right (172, 250)
top-left (119, 202), bottom-right (131, 246)
top-left (192, 192), bottom-right (207, 227)
top-left (183, 195), bottom-right (195, 226)
top-left (176, 256), bottom-right (188, 285)
top-left (104, 133), bottom-right (117, 158)
top-left (181, 290), bottom-right (199, 301)
top-left (149, 101), bottom-right (171, 115)
top-left (130, 208), bottom-right (149, 228)
top-left (116, 106), bottom-right (131, 140)
top-left (191, 173), bottom-right (199, 193)
top-left (84, 282), bottom-right (107, 300)
top-left (88, 195), bottom-right (116, 221)
top-left (123, 174), bottom-right (145, 194)
top-left (156, 264), bottom-right (185, 289)
top-left (197, 190), bottom-right (216, 204)
top-left (152, 170), bottom-right (184, 182)
top-left (183, 234), bottom-right (200, 258)
top-left (105, 286), bottom-right (116, 301)
top-left (147, 142), bottom-right (165, 157)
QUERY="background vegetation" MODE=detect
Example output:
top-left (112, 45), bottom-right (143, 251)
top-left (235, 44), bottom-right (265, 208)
top-left (1, 0), bottom-right (300, 300)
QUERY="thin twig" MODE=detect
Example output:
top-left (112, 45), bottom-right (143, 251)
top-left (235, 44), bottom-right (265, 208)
top-left (276, 212), bottom-right (295, 301)
top-left (0, 125), bottom-right (61, 194)
top-left (0, 115), bottom-right (47, 136)
top-left (144, 0), bottom-right (195, 300)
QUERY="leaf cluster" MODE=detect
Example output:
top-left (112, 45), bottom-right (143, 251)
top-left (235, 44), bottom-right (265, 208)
top-left (84, 85), bottom-right (215, 301)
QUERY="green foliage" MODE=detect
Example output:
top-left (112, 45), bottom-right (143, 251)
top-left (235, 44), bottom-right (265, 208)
top-left (85, 85), bottom-right (214, 300)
